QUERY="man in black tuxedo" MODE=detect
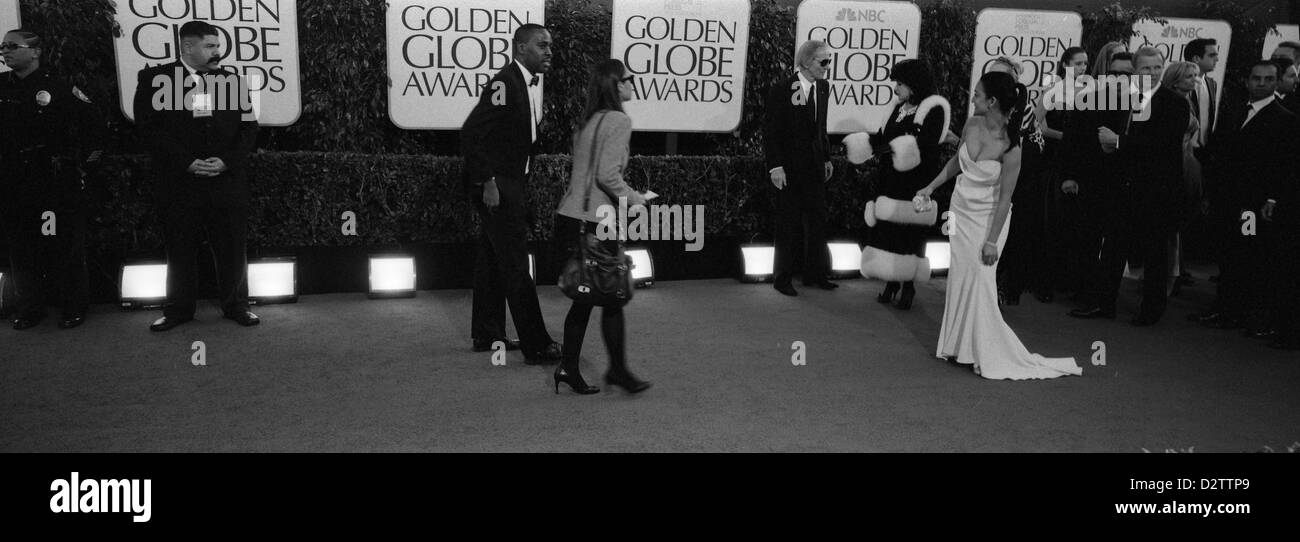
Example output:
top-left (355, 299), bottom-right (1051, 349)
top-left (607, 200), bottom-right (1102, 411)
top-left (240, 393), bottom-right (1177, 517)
top-left (1094, 47), bottom-right (1189, 326)
top-left (1064, 53), bottom-right (1136, 321)
top-left (1184, 38), bottom-right (1219, 162)
top-left (132, 21), bottom-right (259, 332)
top-left (1194, 60), bottom-right (1297, 338)
top-left (460, 24), bottom-right (562, 364)
top-left (763, 40), bottom-right (835, 297)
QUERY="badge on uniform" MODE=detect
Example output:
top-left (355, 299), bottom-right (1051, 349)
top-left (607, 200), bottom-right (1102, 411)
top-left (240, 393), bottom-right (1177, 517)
top-left (192, 92), bottom-right (214, 118)
top-left (35, 90), bottom-right (51, 106)
top-left (72, 86), bottom-right (92, 103)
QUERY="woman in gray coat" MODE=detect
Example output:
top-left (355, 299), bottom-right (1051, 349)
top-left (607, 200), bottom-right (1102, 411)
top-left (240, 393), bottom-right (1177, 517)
top-left (552, 59), bottom-right (651, 395)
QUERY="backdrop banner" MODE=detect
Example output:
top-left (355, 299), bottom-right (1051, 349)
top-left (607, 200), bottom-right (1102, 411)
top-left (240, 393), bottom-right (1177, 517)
top-left (795, 0), bottom-right (920, 134)
top-left (968, 8), bottom-right (1081, 115)
top-left (0, 0), bottom-right (21, 74)
top-left (386, 0), bottom-right (543, 130)
top-left (611, 0), bottom-right (750, 132)
top-left (1130, 17), bottom-right (1230, 121)
top-left (1262, 24), bottom-right (1299, 59)
top-left (113, 0), bottom-right (302, 126)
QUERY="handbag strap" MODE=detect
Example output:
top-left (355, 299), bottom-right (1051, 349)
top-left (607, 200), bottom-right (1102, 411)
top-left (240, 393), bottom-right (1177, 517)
top-left (578, 112), bottom-right (608, 233)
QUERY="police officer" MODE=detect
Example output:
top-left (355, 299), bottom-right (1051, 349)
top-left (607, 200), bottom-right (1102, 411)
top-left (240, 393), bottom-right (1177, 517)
top-left (0, 29), bottom-right (104, 330)
top-left (131, 21), bottom-right (260, 332)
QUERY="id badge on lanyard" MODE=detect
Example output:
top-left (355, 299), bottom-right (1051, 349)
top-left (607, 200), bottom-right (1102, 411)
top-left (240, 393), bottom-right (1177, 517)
top-left (192, 93), bottom-right (214, 118)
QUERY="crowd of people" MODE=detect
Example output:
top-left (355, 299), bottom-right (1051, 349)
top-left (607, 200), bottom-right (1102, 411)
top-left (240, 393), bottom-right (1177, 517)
top-left (774, 36), bottom-right (1300, 358)
top-left (3, 21), bottom-right (1296, 392)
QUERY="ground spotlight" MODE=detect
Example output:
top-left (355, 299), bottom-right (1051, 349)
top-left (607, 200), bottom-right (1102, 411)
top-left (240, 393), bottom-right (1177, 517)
top-left (626, 247), bottom-right (655, 288)
top-left (369, 255), bottom-right (416, 299)
top-left (827, 241), bottom-right (863, 279)
top-left (120, 261), bottom-right (168, 309)
top-left (925, 240), bottom-right (951, 276)
top-left (739, 245), bottom-right (775, 283)
top-left (248, 257), bottom-right (298, 304)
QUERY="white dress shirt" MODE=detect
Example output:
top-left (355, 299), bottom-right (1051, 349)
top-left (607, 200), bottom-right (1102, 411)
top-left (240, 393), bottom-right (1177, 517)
top-left (1242, 94), bottom-right (1275, 128)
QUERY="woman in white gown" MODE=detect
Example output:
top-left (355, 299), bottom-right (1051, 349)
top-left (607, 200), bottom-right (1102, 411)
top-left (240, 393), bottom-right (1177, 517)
top-left (914, 71), bottom-right (1082, 380)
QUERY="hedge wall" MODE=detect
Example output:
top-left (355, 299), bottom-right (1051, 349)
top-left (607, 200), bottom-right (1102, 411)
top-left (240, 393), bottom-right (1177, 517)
top-left (15, 0), bottom-right (1285, 157)
top-left (86, 151), bottom-right (921, 259)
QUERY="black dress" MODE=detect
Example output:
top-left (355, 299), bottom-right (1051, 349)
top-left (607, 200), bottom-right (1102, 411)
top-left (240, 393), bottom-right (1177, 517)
top-left (867, 100), bottom-right (946, 257)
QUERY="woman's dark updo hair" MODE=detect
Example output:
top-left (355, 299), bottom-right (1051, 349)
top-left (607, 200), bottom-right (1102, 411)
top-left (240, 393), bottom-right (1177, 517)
top-left (1056, 46), bottom-right (1087, 79)
top-left (978, 70), bottom-right (1025, 149)
top-left (889, 58), bottom-right (936, 106)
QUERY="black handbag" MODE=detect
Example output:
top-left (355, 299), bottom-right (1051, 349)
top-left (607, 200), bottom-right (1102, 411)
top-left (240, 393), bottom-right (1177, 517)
top-left (557, 112), bottom-right (634, 307)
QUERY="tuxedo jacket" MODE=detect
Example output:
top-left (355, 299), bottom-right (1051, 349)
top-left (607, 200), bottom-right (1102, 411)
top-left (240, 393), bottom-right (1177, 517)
top-left (1117, 86), bottom-right (1190, 217)
top-left (1209, 98), bottom-right (1298, 218)
top-left (1188, 75), bottom-right (1218, 136)
top-left (461, 61), bottom-right (537, 198)
top-left (131, 61), bottom-right (258, 199)
top-left (763, 74), bottom-right (830, 181)
top-left (1058, 87), bottom-right (1132, 200)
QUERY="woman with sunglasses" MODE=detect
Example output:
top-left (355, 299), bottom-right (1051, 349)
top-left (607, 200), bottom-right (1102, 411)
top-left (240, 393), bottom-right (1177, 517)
top-left (864, 58), bottom-right (945, 310)
top-left (552, 59), bottom-right (651, 395)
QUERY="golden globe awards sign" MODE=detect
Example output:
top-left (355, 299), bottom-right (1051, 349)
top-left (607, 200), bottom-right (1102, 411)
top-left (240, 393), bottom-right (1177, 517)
top-left (0, 0), bottom-right (20, 74)
top-left (387, 0), bottom-right (543, 130)
top-left (610, 0), bottom-right (750, 132)
top-left (795, 0), bottom-right (920, 134)
top-left (1262, 24), bottom-right (1299, 59)
top-left (1130, 18), bottom-right (1230, 116)
top-left (113, 0), bottom-right (302, 126)
top-left (968, 8), bottom-right (1080, 115)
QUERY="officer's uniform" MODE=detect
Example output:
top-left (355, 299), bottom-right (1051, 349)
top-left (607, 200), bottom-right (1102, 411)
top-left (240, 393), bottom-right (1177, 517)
top-left (0, 67), bottom-right (104, 323)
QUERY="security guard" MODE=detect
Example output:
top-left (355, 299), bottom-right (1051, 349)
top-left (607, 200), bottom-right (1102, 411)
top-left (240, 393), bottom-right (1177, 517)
top-left (0, 29), bottom-right (104, 330)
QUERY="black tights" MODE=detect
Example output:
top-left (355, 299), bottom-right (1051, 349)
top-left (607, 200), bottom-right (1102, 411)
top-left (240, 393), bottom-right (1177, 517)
top-left (562, 302), bottom-right (627, 374)
top-left (554, 214), bottom-right (630, 375)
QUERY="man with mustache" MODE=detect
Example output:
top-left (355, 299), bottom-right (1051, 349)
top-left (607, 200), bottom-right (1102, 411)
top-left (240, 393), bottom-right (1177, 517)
top-left (132, 21), bottom-right (260, 332)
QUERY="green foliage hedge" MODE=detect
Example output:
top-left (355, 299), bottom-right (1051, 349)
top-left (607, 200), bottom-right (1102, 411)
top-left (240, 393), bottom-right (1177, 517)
top-left (16, 0), bottom-right (1284, 156)
top-left (87, 152), bottom-right (906, 259)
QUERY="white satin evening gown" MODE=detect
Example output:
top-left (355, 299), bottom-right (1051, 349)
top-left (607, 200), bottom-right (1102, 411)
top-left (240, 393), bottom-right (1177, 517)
top-left (936, 143), bottom-right (1082, 380)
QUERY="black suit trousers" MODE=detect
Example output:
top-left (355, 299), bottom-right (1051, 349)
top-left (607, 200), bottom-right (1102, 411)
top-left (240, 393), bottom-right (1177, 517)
top-left (2, 204), bottom-right (89, 318)
top-left (470, 175), bottom-right (553, 350)
top-left (773, 168), bottom-right (829, 284)
top-left (1076, 184), bottom-right (1130, 311)
top-left (159, 176), bottom-right (250, 319)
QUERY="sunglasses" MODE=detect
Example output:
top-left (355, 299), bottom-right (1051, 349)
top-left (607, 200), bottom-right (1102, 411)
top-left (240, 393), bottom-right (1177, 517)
top-left (620, 75), bottom-right (634, 84)
top-left (0, 42), bottom-right (35, 52)
top-left (819, 58), bottom-right (832, 67)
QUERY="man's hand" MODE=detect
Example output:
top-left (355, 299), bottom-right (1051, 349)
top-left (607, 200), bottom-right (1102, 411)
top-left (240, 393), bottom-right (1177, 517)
top-left (824, 161), bottom-right (833, 181)
top-left (187, 159), bottom-right (218, 177)
top-left (770, 167), bottom-right (787, 190)
top-left (205, 157), bottom-right (228, 173)
top-left (1061, 180), bottom-right (1079, 195)
top-left (1098, 127), bottom-right (1119, 153)
top-left (943, 130), bottom-right (961, 145)
top-left (1262, 201), bottom-right (1276, 221)
top-left (482, 178), bottom-right (500, 210)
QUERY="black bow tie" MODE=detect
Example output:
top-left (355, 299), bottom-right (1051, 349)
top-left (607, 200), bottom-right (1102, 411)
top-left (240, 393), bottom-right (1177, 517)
top-left (529, 75), bottom-right (540, 87)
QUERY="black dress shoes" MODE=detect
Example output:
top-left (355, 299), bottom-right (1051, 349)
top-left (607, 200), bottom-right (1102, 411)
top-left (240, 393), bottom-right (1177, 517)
top-left (774, 282), bottom-right (798, 296)
top-left (149, 316), bottom-right (192, 332)
top-left (803, 279), bottom-right (839, 290)
top-left (1266, 337), bottom-right (1300, 350)
top-left (224, 311), bottom-right (260, 327)
top-left (1200, 313), bottom-right (1243, 329)
top-left (1244, 327), bottom-right (1277, 340)
top-left (1032, 290), bottom-right (1054, 303)
top-left (12, 316), bottom-right (43, 330)
top-left (525, 342), bottom-right (563, 365)
top-left (473, 338), bottom-right (521, 352)
top-left (1068, 307), bottom-right (1115, 319)
top-left (58, 314), bottom-right (86, 329)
